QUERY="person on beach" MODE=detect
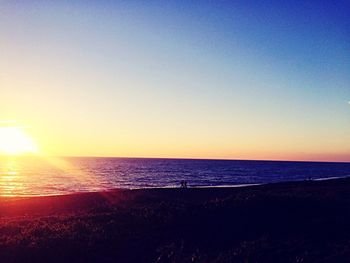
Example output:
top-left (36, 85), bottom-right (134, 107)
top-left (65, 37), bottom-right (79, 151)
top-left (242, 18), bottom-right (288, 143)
top-left (180, 180), bottom-right (188, 188)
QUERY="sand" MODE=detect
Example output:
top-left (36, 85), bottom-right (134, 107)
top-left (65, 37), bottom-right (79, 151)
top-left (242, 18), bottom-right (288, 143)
top-left (1, 178), bottom-right (350, 262)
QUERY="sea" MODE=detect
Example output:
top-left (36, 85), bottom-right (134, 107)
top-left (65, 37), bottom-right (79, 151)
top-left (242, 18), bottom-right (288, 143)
top-left (0, 157), bottom-right (350, 196)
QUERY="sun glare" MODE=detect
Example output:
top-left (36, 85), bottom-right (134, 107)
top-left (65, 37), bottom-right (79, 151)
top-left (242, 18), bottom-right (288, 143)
top-left (0, 126), bottom-right (39, 155)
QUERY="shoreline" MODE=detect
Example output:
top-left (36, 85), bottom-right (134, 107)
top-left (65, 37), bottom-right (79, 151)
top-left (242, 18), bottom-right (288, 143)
top-left (0, 176), bottom-right (349, 217)
top-left (1, 174), bottom-right (349, 198)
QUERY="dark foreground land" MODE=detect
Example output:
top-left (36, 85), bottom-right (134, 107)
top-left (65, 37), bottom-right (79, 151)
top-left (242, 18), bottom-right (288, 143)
top-left (1, 179), bottom-right (350, 262)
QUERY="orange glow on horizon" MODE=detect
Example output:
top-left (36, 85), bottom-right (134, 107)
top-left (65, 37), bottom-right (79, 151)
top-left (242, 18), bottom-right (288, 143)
top-left (0, 121), bottom-right (348, 163)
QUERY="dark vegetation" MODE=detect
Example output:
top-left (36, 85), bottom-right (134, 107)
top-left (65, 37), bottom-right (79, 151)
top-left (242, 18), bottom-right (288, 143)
top-left (1, 178), bottom-right (350, 262)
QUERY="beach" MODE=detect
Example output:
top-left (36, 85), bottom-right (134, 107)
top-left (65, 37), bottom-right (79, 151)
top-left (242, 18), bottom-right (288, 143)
top-left (2, 0), bottom-right (349, 261)
top-left (1, 178), bottom-right (350, 262)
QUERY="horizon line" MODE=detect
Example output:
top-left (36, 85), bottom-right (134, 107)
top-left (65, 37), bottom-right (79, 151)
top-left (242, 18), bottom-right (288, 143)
top-left (6, 154), bottom-right (349, 164)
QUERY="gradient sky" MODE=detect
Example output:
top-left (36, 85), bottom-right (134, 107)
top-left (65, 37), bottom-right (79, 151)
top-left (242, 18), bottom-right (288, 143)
top-left (1, 0), bottom-right (349, 161)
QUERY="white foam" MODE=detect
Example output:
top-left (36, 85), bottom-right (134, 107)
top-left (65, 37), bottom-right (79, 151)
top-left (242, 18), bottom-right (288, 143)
top-left (313, 175), bottom-right (350, 181)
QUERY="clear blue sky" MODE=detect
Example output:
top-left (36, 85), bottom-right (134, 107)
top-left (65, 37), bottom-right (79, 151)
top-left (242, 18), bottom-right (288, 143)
top-left (1, 0), bottom-right (349, 161)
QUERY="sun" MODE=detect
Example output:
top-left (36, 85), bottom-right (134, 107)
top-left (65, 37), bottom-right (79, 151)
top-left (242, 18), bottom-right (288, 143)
top-left (0, 126), bottom-right (39, 155)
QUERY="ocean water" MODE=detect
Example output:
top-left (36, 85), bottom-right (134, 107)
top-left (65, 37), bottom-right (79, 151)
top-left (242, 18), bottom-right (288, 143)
top-left (0, 157), bottom-right (350, 196)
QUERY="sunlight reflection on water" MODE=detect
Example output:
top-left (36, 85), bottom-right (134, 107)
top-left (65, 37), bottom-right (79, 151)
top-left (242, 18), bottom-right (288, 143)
top-left (0, 157), bottom-right (350, 196)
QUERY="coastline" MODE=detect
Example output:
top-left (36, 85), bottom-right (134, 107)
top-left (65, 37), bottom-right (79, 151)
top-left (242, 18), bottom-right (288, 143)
top-left (1, 176), bottom-right (349, 216)
top-left (2, 174), bottom-right (349, 198)
top-left (1, 177), bottom-right (350, 262)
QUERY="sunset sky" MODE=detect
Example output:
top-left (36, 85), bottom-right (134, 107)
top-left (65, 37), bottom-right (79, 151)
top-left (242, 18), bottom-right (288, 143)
top-left (1, 1), bottom-right (349, 161)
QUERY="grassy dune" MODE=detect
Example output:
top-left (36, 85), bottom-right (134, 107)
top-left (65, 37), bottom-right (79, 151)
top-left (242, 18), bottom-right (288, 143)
top-left (1, 178), bottom-right (350, 262)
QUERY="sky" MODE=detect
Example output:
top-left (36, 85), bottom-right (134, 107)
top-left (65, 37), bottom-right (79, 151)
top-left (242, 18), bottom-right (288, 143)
top-left (0, 0), bottom-right (349, 161)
